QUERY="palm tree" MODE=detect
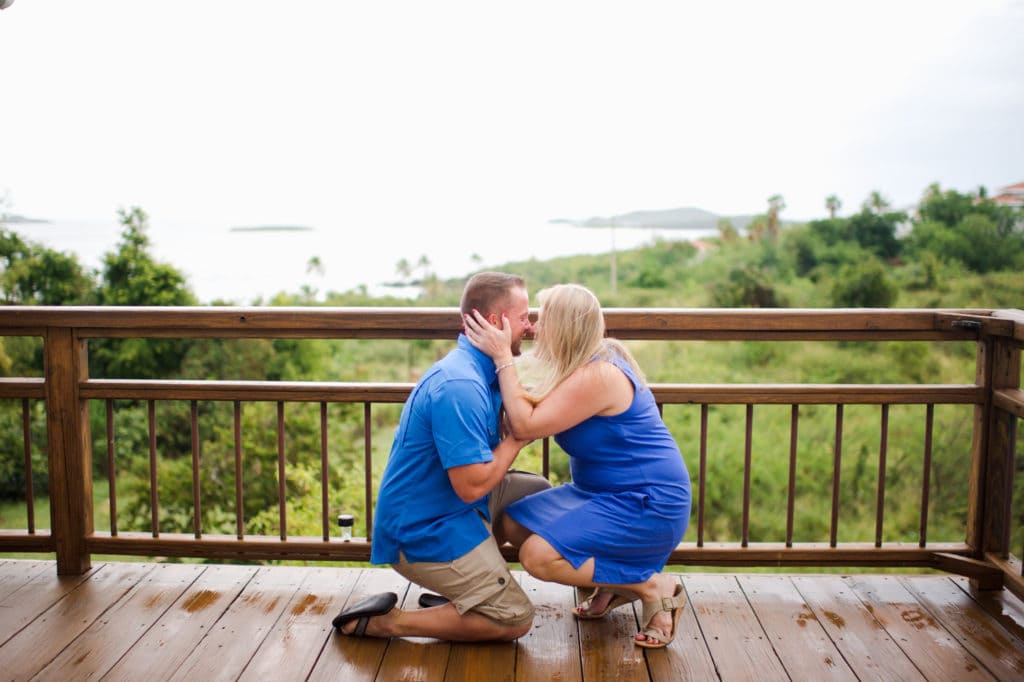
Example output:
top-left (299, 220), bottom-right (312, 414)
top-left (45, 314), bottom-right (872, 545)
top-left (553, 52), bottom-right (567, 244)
top-left (747, 216), bottom-right (768, 241)
top-left (862, 191), bottom-right (890, 214)
top-left (395, 258), bottom-right (412, 281)
top-left (306, 256), bottom-right (324, 277)
top-left (717, 217), bottom-right (738, 244)
top-left (416, 254), bottom-right (431, 282)
top-left (825, 194), bottom-right (841, 219)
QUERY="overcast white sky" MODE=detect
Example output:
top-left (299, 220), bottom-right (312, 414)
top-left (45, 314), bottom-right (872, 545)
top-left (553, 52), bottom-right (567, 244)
top-left (1, 0), bottom-right (1022, 233)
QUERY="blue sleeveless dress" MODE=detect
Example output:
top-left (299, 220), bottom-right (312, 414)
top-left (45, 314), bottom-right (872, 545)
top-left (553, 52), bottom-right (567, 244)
top-left (505, 354), bottom-right (691, 584)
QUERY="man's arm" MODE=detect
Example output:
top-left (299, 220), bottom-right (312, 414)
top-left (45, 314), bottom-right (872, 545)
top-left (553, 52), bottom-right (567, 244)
top-left (448, 433), bottom-right (529, 503)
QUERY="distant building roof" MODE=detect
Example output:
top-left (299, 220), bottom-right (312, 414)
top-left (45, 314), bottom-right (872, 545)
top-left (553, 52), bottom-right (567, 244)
top-left (992, 181), bottom-right (1024, 207)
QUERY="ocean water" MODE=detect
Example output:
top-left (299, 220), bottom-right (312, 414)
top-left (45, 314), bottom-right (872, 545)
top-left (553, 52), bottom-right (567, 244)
top-left (8, 216), bottom-right (712, 305)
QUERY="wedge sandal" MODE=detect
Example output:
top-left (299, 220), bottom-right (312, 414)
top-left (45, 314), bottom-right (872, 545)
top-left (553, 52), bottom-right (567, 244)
top-left (635, 582), bottom-right (685, 648)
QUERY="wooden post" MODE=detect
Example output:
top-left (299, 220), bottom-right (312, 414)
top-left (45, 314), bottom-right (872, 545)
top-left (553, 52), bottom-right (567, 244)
top-left (44, 327), bottom-right (94, 575)
top-left (982, 329), bottom-right (1022, 558)
top-left (965, 312), bottom-right (1021, 588)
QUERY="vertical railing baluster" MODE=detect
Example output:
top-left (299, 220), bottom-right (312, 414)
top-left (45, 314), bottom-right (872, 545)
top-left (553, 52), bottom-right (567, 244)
top-left (919, 404), bottom-right (934, 547)
top-left (277, 401), bottom-right (287, 540)
top-left (234, 400), bottom-right (244, 539)
top-left (22, 398), bottom-right (35, 534)
top-left (106, 399), bottom-right (117, 536)
top-left (786, 404), bottom-right (799, 548)
top-left (364, 402), bottom-right (373, 541)
top-left (542, 438), bottom-right (550, 480)
top-left (191, 400), bottom-right (201, 539)
top-left (321, 401), bottom-right (329, 542)
top-left (830, 404), bottom-right (844, 548)
top-left (875, 404), bottom-right (889, 547)
top-left (697, 404), bottom-right (708, 548)
top-left (742, 404), bottom-right (753, 548)
top-left (148, 400), bottom-right (159, 537)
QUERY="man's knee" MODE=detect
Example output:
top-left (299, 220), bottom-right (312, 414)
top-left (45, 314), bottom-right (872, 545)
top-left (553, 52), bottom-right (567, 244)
top-left (502, 618), bottom-right (534, 641)
top-left (489, 470), bottom-right (551, 522)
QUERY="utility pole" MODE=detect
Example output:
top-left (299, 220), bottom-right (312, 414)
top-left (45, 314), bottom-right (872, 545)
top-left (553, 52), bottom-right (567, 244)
top-left (610, 217), bottom-right (617, 296)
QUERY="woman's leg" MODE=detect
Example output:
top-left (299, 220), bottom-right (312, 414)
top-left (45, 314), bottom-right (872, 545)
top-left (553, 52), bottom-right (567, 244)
top-left (518, 533), bottom-right (595, 585)
top-left (518, 534), bottom-right (679, 642)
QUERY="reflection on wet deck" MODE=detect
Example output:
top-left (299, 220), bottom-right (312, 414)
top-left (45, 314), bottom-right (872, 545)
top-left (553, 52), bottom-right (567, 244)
top-left (1, 560), bottom-right (1023, 680)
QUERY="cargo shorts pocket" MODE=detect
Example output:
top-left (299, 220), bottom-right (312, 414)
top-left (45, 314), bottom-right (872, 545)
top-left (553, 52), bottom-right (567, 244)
top-left (450, 541), bottom-right (534, 627)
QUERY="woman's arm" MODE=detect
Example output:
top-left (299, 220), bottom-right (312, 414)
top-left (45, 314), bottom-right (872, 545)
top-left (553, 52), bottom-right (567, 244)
top-left (505, 361), bottom-right (632, 438)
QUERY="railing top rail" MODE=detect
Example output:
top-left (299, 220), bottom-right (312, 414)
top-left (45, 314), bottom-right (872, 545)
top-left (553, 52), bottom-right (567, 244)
top-left (0, 306), bottom-right (1015, 340)
top-left (77, 378), bottom-right (984, 405)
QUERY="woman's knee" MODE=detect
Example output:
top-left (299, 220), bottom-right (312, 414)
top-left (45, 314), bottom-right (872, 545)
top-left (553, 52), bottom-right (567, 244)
top-left (519, 539), bottom-right (557, 581)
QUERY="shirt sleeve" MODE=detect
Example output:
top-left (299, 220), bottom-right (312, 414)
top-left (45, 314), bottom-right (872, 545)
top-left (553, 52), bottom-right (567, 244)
top-left (430, 377), bottom-right (496, 470)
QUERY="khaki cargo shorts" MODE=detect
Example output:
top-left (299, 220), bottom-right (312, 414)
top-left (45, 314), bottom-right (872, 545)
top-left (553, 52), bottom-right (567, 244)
top-left (394, 470), bottom-right (550, 627)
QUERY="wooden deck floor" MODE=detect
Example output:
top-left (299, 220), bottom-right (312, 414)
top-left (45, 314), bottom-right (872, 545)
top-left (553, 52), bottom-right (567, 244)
top-left (2, 560), bottom-right (1024, 681)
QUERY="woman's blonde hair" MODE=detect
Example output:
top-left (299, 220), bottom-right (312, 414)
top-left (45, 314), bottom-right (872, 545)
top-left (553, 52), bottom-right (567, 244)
top-left (525, 283), bottom-right (645, 400)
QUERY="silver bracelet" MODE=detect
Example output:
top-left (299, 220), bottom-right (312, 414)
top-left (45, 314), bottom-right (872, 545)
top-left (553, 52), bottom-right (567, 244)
top-left (495, 360), bottom-right (515, 374)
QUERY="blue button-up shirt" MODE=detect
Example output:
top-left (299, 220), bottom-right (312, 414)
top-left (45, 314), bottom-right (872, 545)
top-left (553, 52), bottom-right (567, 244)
top-left (370, 335), bottom-right (502, 564)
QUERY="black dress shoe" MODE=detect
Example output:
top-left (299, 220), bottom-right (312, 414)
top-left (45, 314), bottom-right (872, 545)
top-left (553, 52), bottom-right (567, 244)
top-left (417, 592), bottom-right (450, 609)
top-left (332, 591), bottom-right (398, 635)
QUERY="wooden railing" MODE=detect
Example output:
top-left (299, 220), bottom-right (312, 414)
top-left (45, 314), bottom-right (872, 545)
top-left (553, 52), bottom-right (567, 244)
top-left (0, 306), bottom-right (1021, 599)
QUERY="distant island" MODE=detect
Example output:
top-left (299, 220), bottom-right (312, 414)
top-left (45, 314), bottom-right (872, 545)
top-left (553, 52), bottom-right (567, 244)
top-left (229, 226), bottom-right (313, 232)
top-left (2, 214), bottom-right (51, 224)
top-left (551, 206), bottom-right (757, 231)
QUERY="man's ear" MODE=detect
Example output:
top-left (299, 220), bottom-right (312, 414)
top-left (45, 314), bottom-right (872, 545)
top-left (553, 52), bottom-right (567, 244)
top-left (487, 312), bottom-right (499, 326)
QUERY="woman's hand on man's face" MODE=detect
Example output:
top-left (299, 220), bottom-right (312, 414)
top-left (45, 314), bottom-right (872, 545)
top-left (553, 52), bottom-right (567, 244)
top-left (464, 309), bottom-right (513, 362)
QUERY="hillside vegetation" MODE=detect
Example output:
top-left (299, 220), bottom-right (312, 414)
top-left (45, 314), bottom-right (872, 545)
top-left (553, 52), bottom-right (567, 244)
top-left (1, 184), bottom-right (1022, 563)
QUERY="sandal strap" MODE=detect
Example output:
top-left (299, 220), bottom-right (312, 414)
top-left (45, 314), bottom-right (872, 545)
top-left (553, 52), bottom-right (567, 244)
top-left (578, 587), bottom-right (639, 612)
top-left (639, 627), bottom-right (672, 645)
top-left (640, 589), bottom-right (684, 628)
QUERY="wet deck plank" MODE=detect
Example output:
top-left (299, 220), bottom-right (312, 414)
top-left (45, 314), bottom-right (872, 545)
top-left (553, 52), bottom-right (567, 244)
top-left (740, 574), bottom-right (857, 679)
top-left (792, 574), bottom-right (927, 681)
top-left (239, 565), bottom-right (356, 681)
top-left (644, 577), bottom-right (718, 681)
top-left (0, 562), bottom-right (154, 680)
top-left (0, 559), bottom-right (96, 646)
top-left (901, 575), bottom-right (1024, 680)
top-left (307, 567), bottom-right (409, 681)
top-left (105, 564), bottom-right (258, 681)
top-left (375, 581), bottom-right (452, 682)
top-left (516, 573), bottom-right (582, 681)
top-left (846, 574), bottom-right (995, 680)
top-left (36, 563), bottom-right (205, 680)
top-left (685, 573), bottom-right (789, 680)
top-left (2, 561), bottom-right (1024, 681)
top-left (168, 565), bottom-right (308, 681)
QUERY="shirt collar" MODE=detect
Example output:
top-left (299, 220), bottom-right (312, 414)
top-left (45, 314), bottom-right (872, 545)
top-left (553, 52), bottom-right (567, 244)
top-left (457, 334), bottom-right (499, 385)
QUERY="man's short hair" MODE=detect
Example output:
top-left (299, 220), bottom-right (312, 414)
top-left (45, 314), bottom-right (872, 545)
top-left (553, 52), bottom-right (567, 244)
top-left (460, 272), bottom-right (526, 316)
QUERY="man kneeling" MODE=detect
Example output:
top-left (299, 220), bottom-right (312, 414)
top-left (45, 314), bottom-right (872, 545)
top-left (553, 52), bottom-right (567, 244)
top-left (332, 272), bottom-right (549, 641)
